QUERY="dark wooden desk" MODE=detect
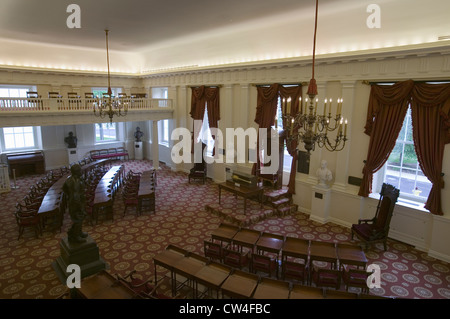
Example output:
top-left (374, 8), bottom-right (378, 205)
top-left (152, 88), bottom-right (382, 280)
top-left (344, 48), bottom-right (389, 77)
top-left (138, 170), bottom-right (156, 214)
top-left (75, 270), bottom-right (138, 299)
top-left (194, 262), bottom-right (231, 299)
top-left (92, 165), bottom-right (124, 222)
top-left (289, 285), bottom-right (324, 299)
top-left (309, 241), bottom-right (338, 269)
top-left (281, 237), bottom-right (310, 261)
top-left (336, 243), bottom-right (368, 270)
top-left (256, 232), bottom-right (285, 255)
top-left (218, 182), bottom-right (263, 213)
top-left (231, 228), bottom-right (261, 252)
top-left (252, 277), bottom-right (290, 299)
top-left (153, 245), bottom-right (188, 295)
top-left (171, 253), bottom-right (208, 298)
top-left (211, 223), bottom-right (240, 245)
top-left (220, 269), bottom-right (259, 299)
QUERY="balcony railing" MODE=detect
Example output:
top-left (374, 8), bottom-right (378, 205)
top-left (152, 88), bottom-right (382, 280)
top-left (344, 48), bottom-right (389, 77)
top-left (0, 97), bottom-right (172, 112)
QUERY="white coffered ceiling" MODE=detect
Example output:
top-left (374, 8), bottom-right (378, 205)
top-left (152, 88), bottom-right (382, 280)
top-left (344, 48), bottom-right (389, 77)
top-left (0, 0), bottom-right (449, 75)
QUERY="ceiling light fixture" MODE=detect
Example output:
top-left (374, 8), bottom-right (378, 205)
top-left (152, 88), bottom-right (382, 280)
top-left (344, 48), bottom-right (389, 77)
top-left (93, 30), bottom-right (128, 123)
top-left (282, 0), bottom-right (348, 154)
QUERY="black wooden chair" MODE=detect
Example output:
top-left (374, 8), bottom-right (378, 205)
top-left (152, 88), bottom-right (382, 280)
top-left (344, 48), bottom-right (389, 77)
top-left (351, 183), bottom-right (400, 251)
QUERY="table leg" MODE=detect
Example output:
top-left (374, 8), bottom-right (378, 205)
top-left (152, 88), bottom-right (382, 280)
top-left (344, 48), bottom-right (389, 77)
top-left (244, 198), bottom-right (247, 214)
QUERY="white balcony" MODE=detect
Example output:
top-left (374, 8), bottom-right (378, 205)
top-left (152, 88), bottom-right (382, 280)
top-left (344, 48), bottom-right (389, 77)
top-left (0, 97), bottom-right (174, 127)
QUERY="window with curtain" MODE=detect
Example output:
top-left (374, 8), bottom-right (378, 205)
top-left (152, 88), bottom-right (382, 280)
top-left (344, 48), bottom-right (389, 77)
top-left (95, 123), bottom-right (118, 143)
top-left (373, 106), bottom-right (432, 205)
top-left (197, 103), bottom-right (215, 157)
top-left (274, 97), bottom-right (293, 171)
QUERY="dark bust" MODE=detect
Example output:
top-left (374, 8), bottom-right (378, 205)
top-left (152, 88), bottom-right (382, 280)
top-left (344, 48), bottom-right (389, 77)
top-left (134, 127), bottom-right (143, 142)
top-left (64, 132), bottom-right (78, 148)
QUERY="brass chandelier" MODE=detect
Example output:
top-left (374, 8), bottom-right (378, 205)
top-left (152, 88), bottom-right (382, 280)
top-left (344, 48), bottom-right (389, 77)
top-left (282, 0), bottom-right (348, 154)
top-left (93, 30), bottom-right (128, 123)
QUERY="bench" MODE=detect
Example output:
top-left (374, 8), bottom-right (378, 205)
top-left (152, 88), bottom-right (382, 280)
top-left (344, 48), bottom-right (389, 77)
top-left (7, 151), bottom-right (45, 177)
top-left (90, 147), bottom-right (129, 161)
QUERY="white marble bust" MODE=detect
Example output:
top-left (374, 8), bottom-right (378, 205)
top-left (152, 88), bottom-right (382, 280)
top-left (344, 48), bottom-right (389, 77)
top-left (316, 160), bottom-right (333, 188)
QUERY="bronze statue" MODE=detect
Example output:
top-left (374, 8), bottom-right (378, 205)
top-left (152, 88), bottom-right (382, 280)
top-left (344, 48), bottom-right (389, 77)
top-left (134, 127), bottom-right (143, 142)
top-left (62, 164), bottom-right (88, 243)
top-left (64, 132), bottom-right (78, 148)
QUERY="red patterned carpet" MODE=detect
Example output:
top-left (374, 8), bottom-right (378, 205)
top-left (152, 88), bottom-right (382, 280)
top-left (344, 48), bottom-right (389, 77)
top-left (0, 160), bottom-right (449, 299)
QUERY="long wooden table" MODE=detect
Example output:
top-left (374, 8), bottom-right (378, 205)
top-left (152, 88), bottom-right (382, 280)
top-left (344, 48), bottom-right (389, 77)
top-left (37, 159), bottom-right (111, 230)
top-left (92, 165), bottom-right (124, 222)
top-left (74, 270), bottom-right (138, 299)
top-left (218, 182), bottom-right (264, 214)
top-left (137, 169), bottom-right (156, 214)
top-left (153, 244), bottom-right (366, 299)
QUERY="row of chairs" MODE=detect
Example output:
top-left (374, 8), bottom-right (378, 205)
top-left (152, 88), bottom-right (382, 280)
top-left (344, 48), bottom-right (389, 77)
top-left (203, 240), bottom-right (370, 294)
top-left (121, 170), bottom-right (156, 216)
top-left (89, 148), bottom-right (129, 161)
top-left (27, 91), bottom-right (147, 99)
top-left (14, 167), bottom-right (70, 239)
top-left (84, 165), bottom-right (111, 225)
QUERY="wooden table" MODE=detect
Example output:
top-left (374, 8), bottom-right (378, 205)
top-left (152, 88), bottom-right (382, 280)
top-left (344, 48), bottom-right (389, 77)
top-left (256, 232), bottom-right (285, 278)
top-left (281, 237), bottom-right (310, 261)
top-left (220, 269), bottom-right (259, 299)
top-left (288, 285), bottom-right (325, 299)
top-left (309, 241), bottom-right (338, 269)
top-left (336, 243), bottom-right (368, 270)
top-left (252, 277), bottom-right (290, 299)
top-left (211, 223), bottom-right (240, 245)
top-left (256, 232), bottom-right (285, 255)
top-left (231, 228), bottom-right (261, 252)
top-left (218, 182), bottom-right (264, 214)
top-left (172, 253), bottom-right (208, 297)
top-left (138, 170), bottom-right (156, 214)
top-left (75, 270), bottom-right (138, 299)
top-left (153, 245), bottom-right (188, 295)
top-left (194, 262), bottom-right (232, 299)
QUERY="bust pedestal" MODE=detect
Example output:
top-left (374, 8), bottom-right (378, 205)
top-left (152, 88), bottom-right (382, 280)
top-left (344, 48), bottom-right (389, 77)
top-left (134, 141), bottom-right (143, 160)
top-left (52, 234), bottom-right (108, 285)
top-left (310, 185), bottom-right (331, 224)
top-left (67, 148), bottom-right (78, 164)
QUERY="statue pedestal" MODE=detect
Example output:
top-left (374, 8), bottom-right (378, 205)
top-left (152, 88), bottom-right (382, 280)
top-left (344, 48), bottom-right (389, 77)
top-left (52, 234), bottom-right (108, 285)
top-left (67, 148), bottom-right (79, 164)
top-left (134, 141), bottom-right (143, 160)
top-left (309, 185), bottom-right (331, 224)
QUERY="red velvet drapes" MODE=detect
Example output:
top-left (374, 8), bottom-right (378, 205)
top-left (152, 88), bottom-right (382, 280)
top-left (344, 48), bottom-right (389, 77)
top-left (410, 82), bottom-right (450, 215)
top-left (359, 79), bottom-right (450, 215)
top-left (190, 86), bottom-right (220, 155)
top-left (252, 84), bottom-right (302, 194)
top-left (358, 80), bottom-right (413, 197)
top-left (279, 86), bottom-right (302, 194)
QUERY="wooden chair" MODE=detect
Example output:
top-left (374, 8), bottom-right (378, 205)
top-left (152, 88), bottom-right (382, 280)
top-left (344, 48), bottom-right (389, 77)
top-left (342, 265), bottom-right (371, 294)
top-left (223, 246), bottom-right (250, 270)
top-left (311, 266), bottom-right (342, 290)
top-left (116, 270), bottom-right (178, 299)
top-left (251, 252), bottom-right (278, 278)
top-left (14, 204), bottom-right (41, 240)
top-left (204, 240), bottom-right (223, 262)
top-left (122, 186), bottom-right (139, 216)
top-left (351, 183), bottom-right (400, 251)
top-left (116, 147), bottom-right (129, 161)
top-left (282, 259), bottom-right (308, 284)
top-left (188, 143), bottom-right (207, 184)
